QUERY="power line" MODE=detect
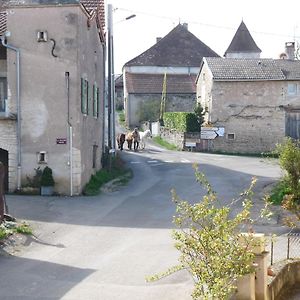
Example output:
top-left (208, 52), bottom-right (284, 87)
top-left (116, 7), bottom-right (300, 40)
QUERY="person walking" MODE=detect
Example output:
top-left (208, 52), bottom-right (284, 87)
top-left (132, 128), bottom-right (140, 152)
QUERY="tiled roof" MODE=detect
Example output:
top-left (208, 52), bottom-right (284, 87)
top-left (125, 24), bottom-right (219, 68)
top-left (204, 57), bottom-right (300, 81)
top-left (125, 73), bottom-right (197, 94)
top-left (0, 11), bottom-right (7, 36)
top-left (224, 21), bottom-right (261, 56)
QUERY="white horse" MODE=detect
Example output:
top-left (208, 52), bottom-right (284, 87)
top-left (139, 129), bottom-right (152, 149)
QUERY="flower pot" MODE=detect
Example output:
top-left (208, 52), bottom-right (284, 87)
top-left (41, 186), bottom-right (54, 196)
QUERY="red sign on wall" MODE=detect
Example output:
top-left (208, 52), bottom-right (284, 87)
top-left (56, 138), bottom-right (67, 145)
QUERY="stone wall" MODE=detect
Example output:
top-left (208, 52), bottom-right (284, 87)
top-left (268, 261), bottom-right (300, 300)
top-left (160, 127), bottom-right (185, 150)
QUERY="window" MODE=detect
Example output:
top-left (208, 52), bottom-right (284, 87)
top-left (93, 84), bottom-right (99, 118)
top-left (227, 133), bottom-right (235, 140)
top-left (38, 151), bottom-right (47, 164)
top-left (288, 83), bottom-right (297, 96)
top-left (0, 78), bottom-right (7, 113)
top-left (81, 78), bottom-right (89, 114)
top-left (37, 31), bottom-right (48, 42)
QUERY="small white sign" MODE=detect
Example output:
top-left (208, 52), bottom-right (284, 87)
top-left (185, 142), bottom-right (196, 147)
top-left (201, 131), bottom-right (218, 140)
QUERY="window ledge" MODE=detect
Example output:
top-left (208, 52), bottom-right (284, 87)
top-left (0, 113), bottom-right (17, 120)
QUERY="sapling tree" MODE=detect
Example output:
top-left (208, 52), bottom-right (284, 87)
top-left (147, 165), bottom-right (267, 300)
top-left (193, 103), bottom-right (205, 130)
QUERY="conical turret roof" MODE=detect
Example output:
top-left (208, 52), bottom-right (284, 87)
top-left (224, 21), bottom-right (261, 56)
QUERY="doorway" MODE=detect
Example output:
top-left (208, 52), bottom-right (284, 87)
top-left (0, 148), bottom-right (8, 192)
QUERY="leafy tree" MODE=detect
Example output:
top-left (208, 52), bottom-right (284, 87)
top-left (194, 103), bottom-right (205, 129)
top-left (147, 165), bottom-right (263, 300)
top-left (274, 137), bottom-right (300, 227)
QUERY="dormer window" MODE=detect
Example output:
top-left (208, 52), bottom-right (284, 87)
top-left (37, 31), bottom-right (48, 42)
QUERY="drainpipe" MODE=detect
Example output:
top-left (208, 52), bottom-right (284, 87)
top-left (1, 38), bottom-right (21, 190)
top-left (65, 72), bottom-right (73, 196)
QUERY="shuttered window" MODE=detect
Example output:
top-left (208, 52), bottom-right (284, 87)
top-left (81, 78), bottom-right (88, 115)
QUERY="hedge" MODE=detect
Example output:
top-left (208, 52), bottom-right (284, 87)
top-left (164, 112), bottom-right (200, 132)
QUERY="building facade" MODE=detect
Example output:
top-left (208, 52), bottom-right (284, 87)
top-left (196, 57), bottom-right (300, 154)
top-left (0, 0), bottom-right (106, 195)
top-left (123, 23), bottom-right (219, 127)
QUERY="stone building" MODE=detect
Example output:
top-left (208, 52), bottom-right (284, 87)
top-left (196, 57), bottom-right (300, 154)
top-left (123, 23), bottom-right (219, 127)
top-left (0, 0), bottom-right (106, 195)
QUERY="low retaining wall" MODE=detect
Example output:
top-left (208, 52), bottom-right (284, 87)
top-left (268, 260), bottom-right (300, 299)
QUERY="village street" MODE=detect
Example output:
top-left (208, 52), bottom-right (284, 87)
top-left (0, 141), bottom-right (290, 300)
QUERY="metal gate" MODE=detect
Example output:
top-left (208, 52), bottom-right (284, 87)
top-left (286, 111), bottom-right (300, 139)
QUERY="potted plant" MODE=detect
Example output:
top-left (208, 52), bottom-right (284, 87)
top-left (40, 166), bottom-right (55, 196)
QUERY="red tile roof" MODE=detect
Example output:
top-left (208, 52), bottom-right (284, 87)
top-left (125, 73), bottom-right (197, 94)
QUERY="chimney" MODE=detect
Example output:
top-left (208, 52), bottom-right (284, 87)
top-left (183, 23), bottom-right (188, 30)
top-left (285, 42), bottom-right (295, 60)
top-left (156, 37), bottom-right (162, 43)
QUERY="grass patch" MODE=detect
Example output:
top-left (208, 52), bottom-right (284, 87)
top-left (269, 180), bottom-right (291, 205)
top-left (83, 154), bottom-right (132, 196)
top-left (153, 136), bottom-right (178, 150)
top-left (0, 221), bottom-right (33, 241)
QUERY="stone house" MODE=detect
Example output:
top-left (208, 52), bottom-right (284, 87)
top-left (123, 23), bottom-right (219, 127)
top-left (196, 21), bottom-right (300, 154)
top-left (196, 55), bottom-right (300, 154)
top-left (0, 0), bottom-right (106, 195)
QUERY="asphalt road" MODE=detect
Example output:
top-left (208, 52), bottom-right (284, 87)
top-left (0, 140), bottom-right (289, 300)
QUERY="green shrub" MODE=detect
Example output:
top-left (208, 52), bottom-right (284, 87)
top-left (164, 112), bottom-right (200, 132)
top-left (269, 180), bottom-right (291, 205)
top-left (83, 154), bottom-right (130, 196)
top-left (40, 166), bottom-right (55, 187)
top-left (276, 138), bottom-right (300, 199)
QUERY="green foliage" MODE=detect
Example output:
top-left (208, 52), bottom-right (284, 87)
top-left (137, 100), bottom-right (160, 122)
top-left (152, 136), bottom-right (178, 150)
top-left (148, 166), bottom-right (258, 300)
top-left (0, 221), bottom-right (33, 240)
top-left (272, 137), bottom-right (300, 227)
top-left (194, 103), bottom-right (205, 128)
top-left (40, 166), bottom-right (55, 187)
top-left (275, 138), bottom-right (300, 199)
top-left (26, 167), bottom-right (43, 188)
top-left (83, 154), bottom-right (131, 196)
top-left (269, 180), bottom-right (291, 205)
top-left (118, 110), bottom-right (125, 127)
top-left (164, 112), bottom-right (200, 132)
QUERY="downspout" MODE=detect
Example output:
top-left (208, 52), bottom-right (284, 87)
top-left (102, 41), bottom-right (106, 155)
top-left (1, 38), bottom-right (21, 190)
top-left (65, 72), bottom-right (73, 196)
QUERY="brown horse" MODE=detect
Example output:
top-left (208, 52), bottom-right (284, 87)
top-left (125, 132), bottom-right (133, 150)
top-left (117, 133), bottom-right (126, 151)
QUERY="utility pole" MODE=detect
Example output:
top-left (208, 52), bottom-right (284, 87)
top-left (107, 3), bottom-right (114, 152)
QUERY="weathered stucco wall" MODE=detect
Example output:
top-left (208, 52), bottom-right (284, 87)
top-left (6, 4), bottom-right (104, 194)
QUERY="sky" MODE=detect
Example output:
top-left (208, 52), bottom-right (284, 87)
top-left (106, 0), bottom-right (300, 74)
